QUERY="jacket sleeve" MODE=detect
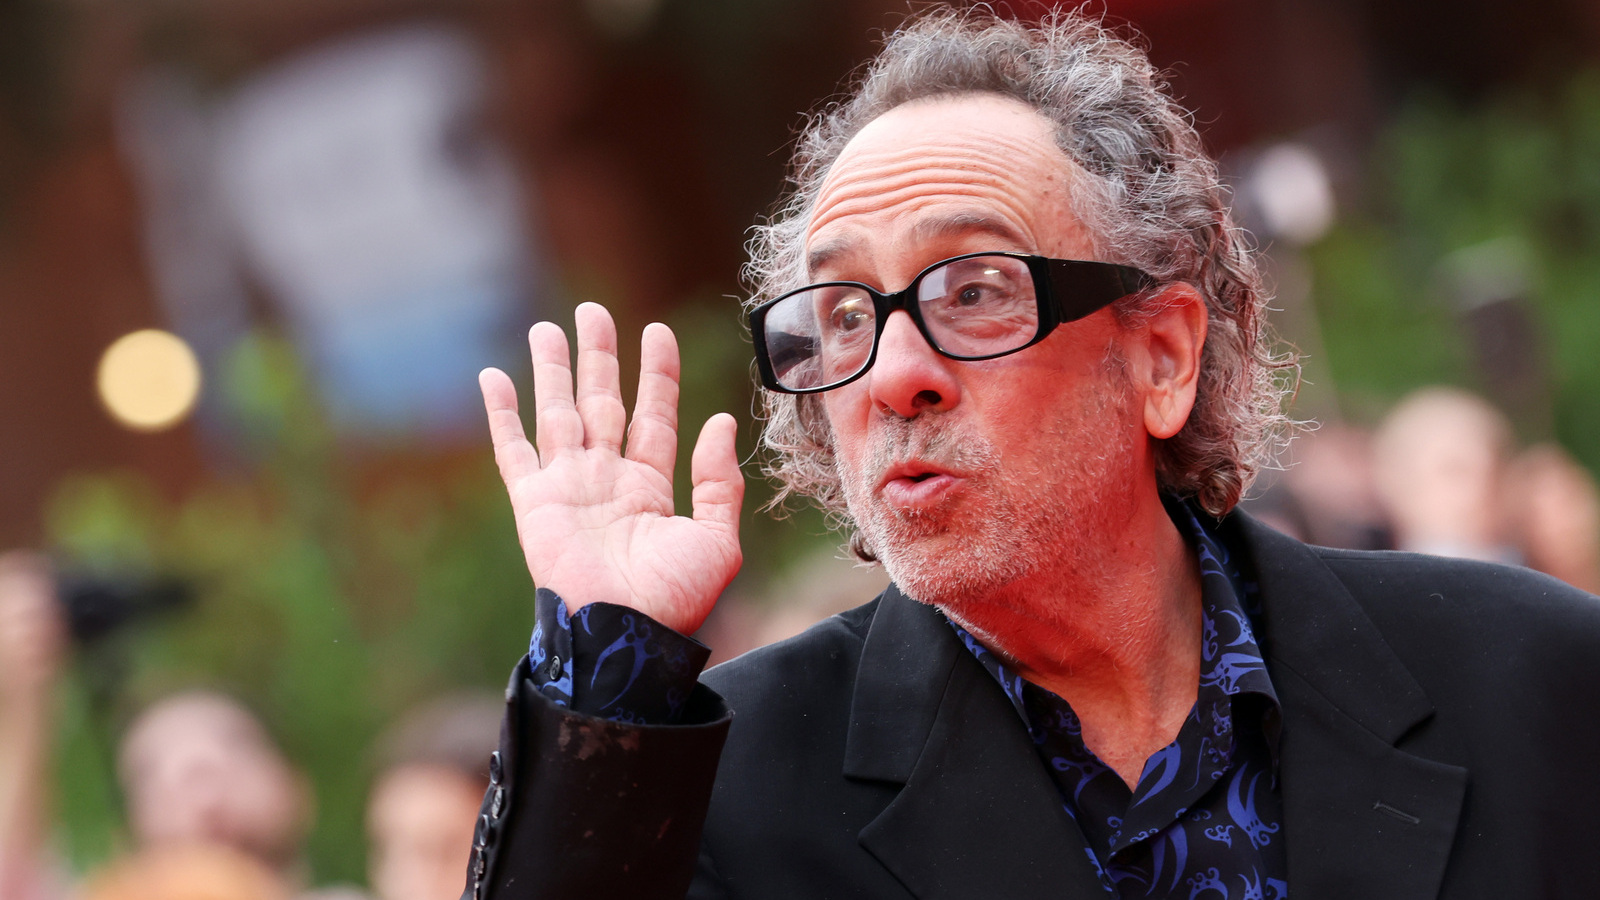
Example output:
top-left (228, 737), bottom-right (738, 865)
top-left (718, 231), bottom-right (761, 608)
top-left (464, 654), bottom-right (733, 900)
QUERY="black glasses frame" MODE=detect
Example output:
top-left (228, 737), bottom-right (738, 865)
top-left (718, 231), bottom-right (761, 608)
top-left (750, 251), bottom-right (1156, 394)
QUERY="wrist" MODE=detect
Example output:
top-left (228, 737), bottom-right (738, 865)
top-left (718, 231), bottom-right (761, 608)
top-left (544, 589), bottom-right (705, 638)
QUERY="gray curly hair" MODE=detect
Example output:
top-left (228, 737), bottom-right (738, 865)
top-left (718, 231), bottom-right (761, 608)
top-left (744, 8), bottom-right (1295, 557)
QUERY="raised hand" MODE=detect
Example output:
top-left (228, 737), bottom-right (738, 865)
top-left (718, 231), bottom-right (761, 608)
top-left (0, 551), bottom-right (66, 713)
top-left (479, 303), bottom-right (745, 636)
top-left (0, 552), bottom-right (64, 900)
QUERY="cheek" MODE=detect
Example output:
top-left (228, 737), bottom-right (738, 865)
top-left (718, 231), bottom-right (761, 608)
top-left (969, 364), bottom-right (1086, 429)
top-left (821, 392), bottom-right (870, 459)
top-left (976, 400), bottom-right (1042, 459)
top-left (981, 383), bottom-right (1049, 425)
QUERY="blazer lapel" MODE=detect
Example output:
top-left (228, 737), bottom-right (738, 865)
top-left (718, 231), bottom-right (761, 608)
top-left (844, 587), bottom-right (1108, 899)
top-left (1238, 517), bottom-right (1468, 900)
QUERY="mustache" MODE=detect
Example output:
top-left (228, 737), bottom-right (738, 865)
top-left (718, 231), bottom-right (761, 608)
top-left (863, 414), bottom-right (1002, 478)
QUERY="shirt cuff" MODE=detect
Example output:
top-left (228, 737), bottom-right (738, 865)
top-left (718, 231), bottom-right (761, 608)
top-left (527, 588), bottom-right (712, 724)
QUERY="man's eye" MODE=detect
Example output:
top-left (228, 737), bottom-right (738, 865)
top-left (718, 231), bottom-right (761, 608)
top-left (956, 285), bottom-right (988, 307)
top-left (828, 301), bottom-right (872, 332)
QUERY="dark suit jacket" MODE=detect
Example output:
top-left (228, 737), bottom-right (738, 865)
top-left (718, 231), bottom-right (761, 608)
top-left (467, 513), bottom-right (1600, 899)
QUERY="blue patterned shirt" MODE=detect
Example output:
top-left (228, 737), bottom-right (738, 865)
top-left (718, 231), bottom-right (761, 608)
top-left (951, 501), bottom-right (1286, 899)
top-left (527, 587), bottom-right (709, 724)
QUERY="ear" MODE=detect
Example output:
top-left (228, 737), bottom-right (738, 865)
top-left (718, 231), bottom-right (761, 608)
top-left (1124, 283), bottom-right (1207, 440)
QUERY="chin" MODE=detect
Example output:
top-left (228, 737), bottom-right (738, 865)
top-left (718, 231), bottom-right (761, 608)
top-left (871, 525), bottom-right (1035, 608)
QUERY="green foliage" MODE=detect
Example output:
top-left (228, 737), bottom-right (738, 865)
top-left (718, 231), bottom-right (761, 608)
top-left (44, 333), bottom-right (535, 884)
top-left (1309, 68), bottom-right (1600, 470)
top-left (1308, 222), bottom-right (1467, 408)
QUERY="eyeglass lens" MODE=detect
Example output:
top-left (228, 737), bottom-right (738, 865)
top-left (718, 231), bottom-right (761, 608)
top-left (762, 255), bottom-right (1039, 391)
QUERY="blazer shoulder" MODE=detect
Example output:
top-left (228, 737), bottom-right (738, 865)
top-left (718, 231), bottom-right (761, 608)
top-left (1313, 545), bottom-right (1600, 614)
top-left (1308, 546), bottom-right (1600, 663)
top-left (1234, 512), bottom-right (1600, 681)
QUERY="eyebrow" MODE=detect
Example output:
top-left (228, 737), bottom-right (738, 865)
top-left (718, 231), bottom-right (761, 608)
top-left (804, 238), bottom-right (854, 278)
top-left (804, 212), bottom-right (1031, 278)
top-left (911, 213), bottom-right (1028, 249)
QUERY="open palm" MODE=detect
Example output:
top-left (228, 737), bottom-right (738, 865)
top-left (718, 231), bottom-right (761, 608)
top-left (479, 303), bottom-right (744, 636)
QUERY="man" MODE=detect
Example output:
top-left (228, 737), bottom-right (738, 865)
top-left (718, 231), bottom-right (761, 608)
top-left (467, 10), bottom-right (1600, 900)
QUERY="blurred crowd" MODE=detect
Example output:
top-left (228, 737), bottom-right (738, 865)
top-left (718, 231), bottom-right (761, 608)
top-left (1251, 386), bottom-right (1600, 594)
top-left (0, 552), bottom-right (503, 900)
top-left (3, 383), bottom-right (1598, 900)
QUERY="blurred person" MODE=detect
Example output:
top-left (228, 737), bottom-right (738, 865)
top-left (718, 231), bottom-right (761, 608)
top-left (685, 594), bottom-right (764, 669)
top-left (80, 844), bottom-right (289, 900)
top-left (1281, 422), bottom-right (1393, 550)
top-left (1506, 443), bottom-right (1600, 594)
top-left (0, 551), bottom-right (69, 900)
top-left (366, 693), bottom-right (499, 900)
top-left (1372, 386), bottom-right (1517, 562)
top-left (118, 691), bottom-right (314, 881)
top-left (0, 554), bottom-right (321, 897)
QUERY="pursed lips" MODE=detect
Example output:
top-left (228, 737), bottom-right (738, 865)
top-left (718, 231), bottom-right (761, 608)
top-left (877, 460), bottom-right (965, 507)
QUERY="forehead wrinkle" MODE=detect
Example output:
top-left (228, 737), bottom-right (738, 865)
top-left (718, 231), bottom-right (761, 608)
top-left (806, 212), bottom-right (1030, 283)
top-left (804, 94), bottom-right (1089, 278)
top-left (807, 174), bottom-right (1045, 260)
top-left (812, 145), bottom-right (1062, 218)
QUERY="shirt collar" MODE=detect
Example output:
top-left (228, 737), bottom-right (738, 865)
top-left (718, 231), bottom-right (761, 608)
top-left (948, 496), bottom-right (1282, 764)
top-left (1173, 497), bottom-right (1283, 769)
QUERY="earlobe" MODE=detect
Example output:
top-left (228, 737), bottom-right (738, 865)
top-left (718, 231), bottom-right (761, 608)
top-left (1135, 284), bottom-right (1207, 440)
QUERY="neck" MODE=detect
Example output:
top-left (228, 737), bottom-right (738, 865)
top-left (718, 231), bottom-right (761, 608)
top-left (940, 486), bottom-right (1203, 786)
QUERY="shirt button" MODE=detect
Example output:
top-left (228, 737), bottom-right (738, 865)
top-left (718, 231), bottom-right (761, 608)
top-left (546, 654), bottom-right (563, 681)
top-left (488, 750), bottom-right (503, 786)
top-left (490, 786), bottom-right (505, 819)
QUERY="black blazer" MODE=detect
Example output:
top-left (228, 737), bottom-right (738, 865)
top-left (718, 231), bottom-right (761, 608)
top-left (467, 513), bottom-right (1600, 899)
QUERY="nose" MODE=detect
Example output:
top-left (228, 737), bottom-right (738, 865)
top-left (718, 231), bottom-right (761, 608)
top-left (866, 311), bottom-right (961, 418)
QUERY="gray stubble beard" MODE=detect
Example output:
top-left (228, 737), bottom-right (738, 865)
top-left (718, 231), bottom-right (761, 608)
top-left (833, 370), bottom-right (1140, 623)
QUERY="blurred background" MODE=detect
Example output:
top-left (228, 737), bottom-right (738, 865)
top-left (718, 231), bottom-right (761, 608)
top-left (1, 0), bottom-right (1599, 896)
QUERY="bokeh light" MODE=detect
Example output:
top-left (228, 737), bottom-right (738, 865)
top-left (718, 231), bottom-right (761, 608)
top-left (95, 329), bottom-right (203, 432)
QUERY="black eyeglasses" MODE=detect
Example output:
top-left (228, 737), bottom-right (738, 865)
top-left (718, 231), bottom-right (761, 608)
top-left (750, 252), bottom-right (1155, 394)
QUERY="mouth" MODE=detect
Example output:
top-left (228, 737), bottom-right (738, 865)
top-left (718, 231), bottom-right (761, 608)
top-left (878, 460), bottom-right (951, 485)
top-left (878, 462), bottom-right (964, 508)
